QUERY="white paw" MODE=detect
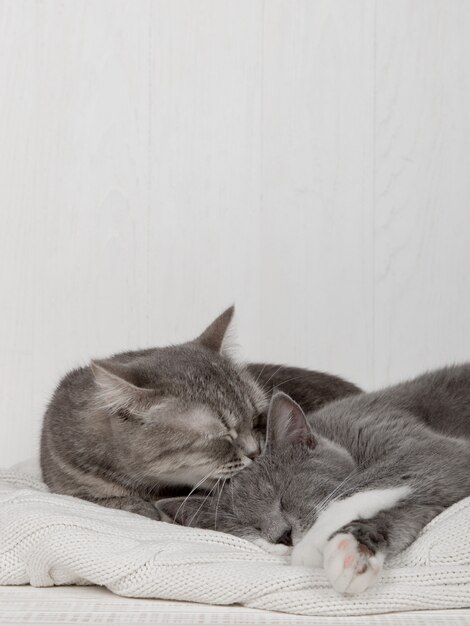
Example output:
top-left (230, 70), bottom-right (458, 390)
top-left (323, 533), bottom-right (384, 594)
top-left (291, 535), bottom-right (323, 568)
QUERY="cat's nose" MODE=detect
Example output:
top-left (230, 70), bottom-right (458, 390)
top-left (245, 447), bottom-right (260, 460)
top-left (276, 528), bottom-right (293, 546)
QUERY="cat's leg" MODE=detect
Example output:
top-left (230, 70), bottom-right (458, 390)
top-left (291, 484), bottom-right (441, 593)
top-left (333, 502), bottom-right (443, 557)
top-left (81, 495), bottom-right (162, 520)
top-left (292, 485), bottom-right (410, 570)
top-left (323, 502), bottom-right (442, 594)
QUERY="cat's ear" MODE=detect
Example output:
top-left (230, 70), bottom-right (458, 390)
top-left (266, 392), bottom-right (316, 449)
top-left (91, 360), bottom-right (156, 413)
top-left (196, 305), bottom-right (235, 353)
top-left (155, 496), bottom-right (213, 527)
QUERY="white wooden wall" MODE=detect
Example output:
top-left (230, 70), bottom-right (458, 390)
top-left (1, 0), bottom-right (470, 466)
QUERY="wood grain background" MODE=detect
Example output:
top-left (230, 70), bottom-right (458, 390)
top-left (1, 0), bottom-right (469, 465)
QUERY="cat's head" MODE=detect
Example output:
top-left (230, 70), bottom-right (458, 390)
top-left (157, 392), bottom-right (355, 550)
top-left (90, 306), bottom-right (267, 487)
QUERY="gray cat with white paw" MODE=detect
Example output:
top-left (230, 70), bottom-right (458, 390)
top-left (159, 364), bottom-right (470, 594)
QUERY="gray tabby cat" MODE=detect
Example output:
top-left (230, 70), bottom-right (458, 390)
top-left (158, 364), bottom-right (470, 594)
top-left (41, 306), bottom-right (359, 519)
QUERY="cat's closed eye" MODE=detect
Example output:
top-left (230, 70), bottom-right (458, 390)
top-left (117, 408), bottom-right (132, 421)
top-left (223, 430), bottom-right (238, 442)
top-left (253, 412), bottom-right (267, 429)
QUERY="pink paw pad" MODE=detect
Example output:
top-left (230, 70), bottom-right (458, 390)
top-left (323, 532), bottom-right (385, 595)
top-left (343, 554), bottom-right (355, 568)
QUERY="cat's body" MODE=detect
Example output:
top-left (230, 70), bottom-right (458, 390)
top-left (159, 364), bottom-right (470, 594)
top-left (41, 307), bottom-right (360, 519)
top-left (247, 363), bottom-right (360, 415)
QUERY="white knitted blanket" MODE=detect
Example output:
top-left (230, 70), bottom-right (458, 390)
top-left (1, 464), bottom-right (470, 617)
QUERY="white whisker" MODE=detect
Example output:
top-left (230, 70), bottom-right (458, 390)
top-left (272, 373), bottom-right (313, 389)
top-left (229, 479), bottom-right (237, 517)
top-left (253, 363), bottom-right (268, 385)
top-left (188, 478), bottom-right (220, 528)
top-left (214, 478), bottom-right (227, 531)
top-left (262, 365), bottom-right (284, 389)
top-left (174, 469), bottom-right (216, 522)
top-left (312, 469), bottom-right (358, 519)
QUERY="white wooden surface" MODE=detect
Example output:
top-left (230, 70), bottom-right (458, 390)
top-left (0, 0), bottom-right (469, 465)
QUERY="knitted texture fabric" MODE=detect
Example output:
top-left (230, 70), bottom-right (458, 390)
top-left (1, 466), bottom-right (470, 616)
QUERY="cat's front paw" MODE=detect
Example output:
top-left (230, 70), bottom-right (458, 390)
top-left (291, 534), bottom-right (323, 568)
top-left (323, 532), bottom-right (384, 594)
